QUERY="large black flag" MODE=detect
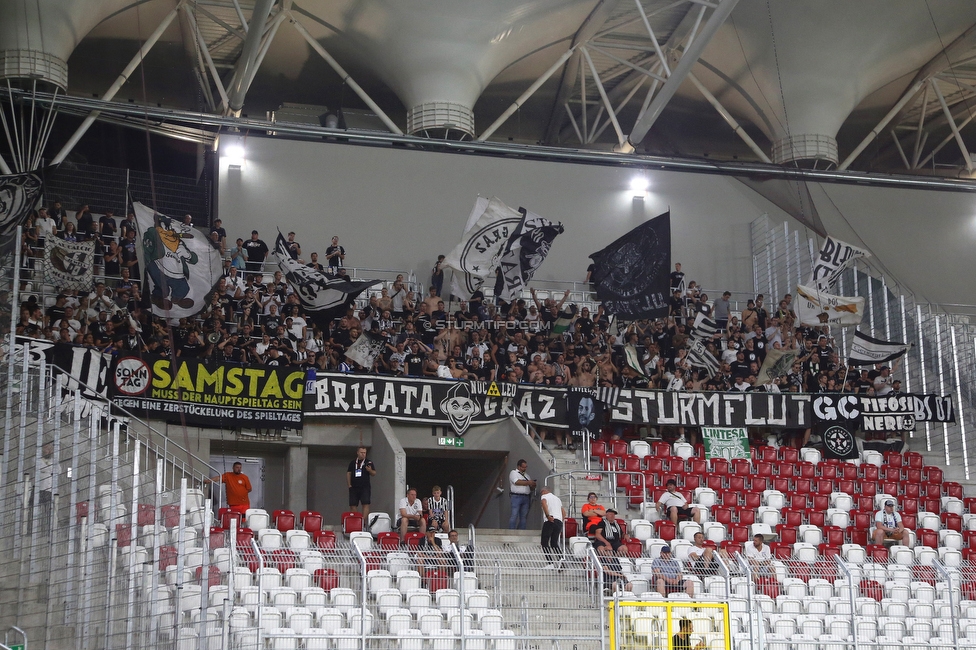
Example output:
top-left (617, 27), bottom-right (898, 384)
top-left (498, 209), bottom-right (564, 302)
top-left (272, 231), bottom-right (381, 324)
top-left (588, 211), bottom-right (670, 319)
top-left (0, 170), bottom-right (43, 237)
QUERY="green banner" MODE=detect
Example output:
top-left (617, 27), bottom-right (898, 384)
top-left (701, 427), bottom-right (750, 460)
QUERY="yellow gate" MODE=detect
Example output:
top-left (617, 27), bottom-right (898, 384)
top-left (608, 601), bottom-right (732, 650)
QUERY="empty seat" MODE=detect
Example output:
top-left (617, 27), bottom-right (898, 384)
top-left (349, 531), bottom-right (373, 551)
top-left (246, 509), bottom-right (270, 531)
top-left (258, 528), bottom-right (283, 550)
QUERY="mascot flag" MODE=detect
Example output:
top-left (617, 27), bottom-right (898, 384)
top-left (272, 231), bottom-right (381, 320)
top-left (0, 170), bottom-right (43, 237)
top-left (498, 209), bottom-right (564, 303)
top-left (133, 202), bottom-right (222, 318)
top-left (589, 211), bottom-right (671, 319)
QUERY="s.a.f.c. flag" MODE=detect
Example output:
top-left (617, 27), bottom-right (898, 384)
top-left (497, 209), bottom-right (564, 302)
top-left (133, 202), bottom-right (222, 318)
top-left (795, 284), bottom-right (865, 327)
top-left (589, 211), bottom-right (670, 319)
top-left (848, 330), bottom-right (910, 366)
top-left (444, 197), bottom-right (524, 300)
top-left (809, 236), bottom-right (870, 290)
top-left (43, 237), bottom-right (95, 291)
top-left (272, 231), bottom-right (380, 320)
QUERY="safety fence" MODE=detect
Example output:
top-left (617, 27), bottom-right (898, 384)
top-left (751, 215), bottom-right (975, 480)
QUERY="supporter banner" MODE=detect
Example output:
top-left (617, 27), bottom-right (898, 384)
top-left (445, 197), bottom-right (523, 300)
top-left (567, 387), bottom-right (604, 440)
top-left (848, 330), bottom-right (910, 366)
top-left (304, 373), bottom-right (568, 432)
top-left (817, 420), bottom-right (860, 459)
top-left (795, 285), bottom-right (865, 327)
top-left (811, 393), bottom-right (954, 426)
top-left (701, 427), bottom-right (750, 460)
top-left (810, 236), bottom-right (870, 291)
top-left (610, 390), bottom-right (811, 428)
top-left (133, 202), bottom-right (223, 319)
top-left (43, 237), bottom-right (95, 291)
top-left (0, 170), bottom-right (43, 237)
top-left (589, 211), bottom-right (671, 319)
top-left (15, 336), bottom-right (111, 399)
top-left (498, 209), bottom-right (564, 302)
top-left (687, 338), bottom-right (720, 377)
top-left (109, 355), bottom-right (306, 428)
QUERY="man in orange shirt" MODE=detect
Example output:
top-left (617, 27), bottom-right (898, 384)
top-left (208, 462), bottom-right (252, 514)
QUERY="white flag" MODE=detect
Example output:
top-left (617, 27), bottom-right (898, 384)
top-left (43, 237), bottom-right (95, 291)
top-left (133, 202), bottom-right (223, 318)
top-left (848, 330), bottom-right (909, 366)
top-left (809, 236), bottom-right (870, 290)
top-left (444, 197), bottom-right (524, 299)
top-left (795, 284), bottom-right (865, 327)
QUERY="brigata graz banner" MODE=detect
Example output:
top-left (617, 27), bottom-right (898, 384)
top-left (110, 355), bottom-right (306, 428)
top-left (610, 389), bottom-right (812, 428)
top-left (304, 373), bottom-right (567, 434)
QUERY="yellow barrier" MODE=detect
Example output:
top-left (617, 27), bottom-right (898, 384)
top-left (608, 601), bottom-right (732, 650)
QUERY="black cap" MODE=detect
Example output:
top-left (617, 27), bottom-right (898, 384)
top-left (885, 500), bottom-right (895, 507)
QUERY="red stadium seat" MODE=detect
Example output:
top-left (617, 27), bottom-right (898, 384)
top-left (624, 538), bottom-right (643, 557)
top-left (314, 568), bottom-right (339, 591)
top-left (274, 510), bottom-right (295, 533)
top-left (861, 465), bottom-right (879, 482)
top-left (687, 458), bottom-right (707, 474)
top-left (115, 524), bottom-right (133, 548)
top-left (209, 527), bottom-right (226, 549)
top-left (611, 440), bottom-right (629, 457)
top-left (404, 532), bottom-right (424, 548)
top-left (75, 501), bottom-right (90, 524)
top-left (710, 459), bottom-right (730, 476)
top-left (806, 510), bottom-right (826, 527)
top-left (847, 529), bottom-right (868, 546)
top-left (861, 482), bottom-right (877, 497)
top-left (713, 508), bottom-right (733, 525)
top-left (836, 480), bottom-right (855, 495)
top-left (301, 512), bottom-right (323, 534)
top-left (756, 576), bottom-right (780, 599)
top-left (901, 498), bottom-right (918, 515)
top-left (962, 530), bottom-right (976, 548)
top-left (727, 476), bottom-right (746, 493)
top-left (798, 462), bottom-right (816, 479)
top-left (918, 529), bottom-right (938, 548)
top-left (751, 477), bottom-right (768, 492)
top-left (923, 466), bottom-right (944, 484)
top-left (342, 511), bottom-right (364, 535)
top-left (815, 479), bottom-right (833, 495)
top-left (776, 462), bottom-right (798, 478)
top-left (616, 472), bottom-right (634, 490)
top-left (823, 525), bottom-right (844, 547)
top-left (564, 518), bottom-right (578, 539)
top-left (857, 497), bottom-right (876, 512)
top-left (683, 475), bottom-right (702, 491)
top-left (879, 466), bottom-right (899, 481)
top-left (731, 525), bottom-right (749, 543)
top-left (743, 493), bottom-right (762, 509)
top-left (591, 440), bottom-right (608, 459)
top-left (860, 580), bottom-right (884, 601)
top-left (811, 495), bottom-right (830, 512)
top-left (622, 455), bottom-right (642, 472)
top-left (819, 464), bottom-right (838, 480)
top-left (869, 546), bottom-right (889, 563)
top-left (236, 527), bottom-right (254, 547)
top-left (758, 446), bottom-right (778, 462)
top-left (794, 479), bottom-right (812, 495)
top-left (652, 441), bottom-right (671, 457)
top-left (732, 459), bottom-right (751, 476)
top-left (315, 531), bottom-right (336, 549)
top-left (775, 525), bottom-right (798, 544)
top-left (905, 452), bottom-right (923, 469)
top-left (923, 498), bottom-right (941, 514)
top-left (946, 482), bottom-right (964, 499)
top-left (850, 511), bottom-right (871, 530)
top-left (159, 546), bottom-right (179, 571)
top-left (772, 478), bottom-right (791, 493)
top-left (943, 513), bottom-right (963, 532)
top-left (881, 481), bottom-right (899, 498)
top-left (706, 475), bottom-right (725, 491)
top-left (196, 565), bottom-right (222, 588)
top-left (645, 458), bottom-right (664, 474)
top-left (782, 509), bottom-right (803, 527)
top-left (721, 542), bottom-right (743, 556)
top-left (378, 532), bottom-right (400, 550)
top-left (161, 504), bottom-right (180, 528)
top-left (655, 521), bottom-right (675, 542)
top-left (755, 462), bottom-right (773, 477)
top-left (270, 549), bottom-right (298, 573)
top-left (137, 504), bottom-right (156, 527)
top-left (921, 482), bottom-right (942, 498)
top-left (790, 494), bottom-right (809, 510)
top-left (912, 565), bottom-right (937, 585)
top-left (717, 490), bottom-right (738, 507)
top-left (818, 545), bottom-right (841, 561)
top-left (903, 468), bottom-right (922, 484)
top-left (733, 507), bottom-right (756, 526)
top-left (964, 548), bottom-right (976, 564)
top-left (901, 514), bottom-right (917, 530)
top-left (221, 510), bottom-right (244, 530)
top-left (780, 448), bottom-right (799, 463)
top-left (770, 542), bottom-right (792, 559)
top-left (693, 444), bottom-right (705, 458)
top-left (883, 452), bottom-right (904, 469)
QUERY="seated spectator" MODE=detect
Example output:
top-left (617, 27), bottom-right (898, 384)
top-left (744, 533), bottom-right (773, 579)
top-left (688, 532), bottom-right (724, 577)
top-left (672, 618), bottom-right (706, 650)
top-left (592, 508), bottom-right (627, 557)
top-left (598, 551), bottom-right (633, 595)
top-left (658, 479), bottom-right (701, 525)
top-left (652, 546), bottom-right (694, 597)
top-left (581, 492), bottom-right (607, 537)
top-left (871, 500), bottom-right (906, 545)
top-left (425, 485), bottom-right (451, 533)
top-left (397, 487), bottom-right (426, 541)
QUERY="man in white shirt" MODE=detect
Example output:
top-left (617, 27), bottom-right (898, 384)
top-left (36, 208), bottom-right (56, 242)
top-left (744, 533), bottom-right (773, 576)
top-left (509, 459), bottom-right (536, 530)
top-left (657, 479), bottom-right (701, 525)
top-left (872, 500), bottom-right (905, 545)
top-left (540, 487), bottom-right (566, 569)
top-left (397, 488), bottom-right (426, 541)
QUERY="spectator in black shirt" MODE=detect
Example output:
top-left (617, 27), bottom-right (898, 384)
top-left (285, 231), bottom-right (301, 260)
top-left (404, 340), bottom-right (430, 376)
top-left (307, 252), bottom-right (324, 272)
top-left (242, 230), bottom-right (269, 277)
top-left (325, 235), bottom-right (345, 271)
top-left (669, 262), bottom-right (685, 293)
top-left (178, 330), bottom-right (204, 358)
top-left (98, 210), bottom-right (117, 245)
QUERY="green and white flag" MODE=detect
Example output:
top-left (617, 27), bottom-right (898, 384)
top-left (701, 427), bottom-right (750, 460)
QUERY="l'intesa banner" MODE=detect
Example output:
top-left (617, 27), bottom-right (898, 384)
top-left (109, 354), bottom-right (306, 428)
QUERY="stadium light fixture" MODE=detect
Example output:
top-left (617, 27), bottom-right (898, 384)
top-left (225, 143), bottom-right (246, 170)
top-left (630, 176), bottom-right (649, 199)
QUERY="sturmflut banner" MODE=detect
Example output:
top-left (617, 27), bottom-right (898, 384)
top-left (110, 355), bottom-right (306, 428)
top-left (610, 389), bottom-right (812, 428)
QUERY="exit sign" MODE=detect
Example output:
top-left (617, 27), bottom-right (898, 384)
top-left (437, 437), bottom-right (465, 448)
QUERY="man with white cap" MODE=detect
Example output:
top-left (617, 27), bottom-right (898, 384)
top-left (872, 500), bottom-right (905, 545)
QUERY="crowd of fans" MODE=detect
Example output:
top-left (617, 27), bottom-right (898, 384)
top-left (12, 205), bottom-right (905, 438)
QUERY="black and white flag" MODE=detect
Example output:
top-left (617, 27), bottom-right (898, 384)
top-left (589, 211), bottom-right (671, 319)
top-left (567, 387), bottom-right (604, 439)
top-left (444, 197), bottom-right (524, 300)
top-left (497, 209), bottom-right (564, 302)
top-left (691, 312), bottom-right (719, 341)
top-left (344, 331), bottom-right (387, 370)
top-left (43, 237), bottom-right (95, 291)
top-left (848, 330), bottom-right (910, 367)
top-left (273, 231), bottom-right (380, 320)
top-left (810, 236), bottom-right (870, 290)
top-left (687, 337), bottom-right (720, 377)
top-left (0, 170), bottom-right (43, 237)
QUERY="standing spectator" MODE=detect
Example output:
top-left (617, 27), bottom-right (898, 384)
top-left (397, 488), bottom-right (426, 541)
top-left (98, 210), bottom-right (117, 245)
top-left (285, 231), bottom-right (301, 260)
top-left (670, 262), bottom-right (685, 294)
top-left (205, 461), bottom-right (252, 515)
top-left (121, 229), bottom-right (140, 278)
top-left (347, 446), bottom-right (376, 520)
top-left (508, 459), bottom-right (536, 530)
top-left (325, 235), bottom-right (345, 272)
top-left (672, 619), bottom-right (706, 650)
top-left (50, 200), bottom-right (67, 230)
top-left (119, 211), bottom-right (137, 239)
top-left (871, 500), bottom-right (905, 545)
top-left (425, 485), bottom-right (451, 533)
top-left (211, 218), bottom-right (227, 247)
top-left (76, 205), bottom-right (95, 240)
top-left (229, 238), bottom-right (247, 270)
top-left (540, 487), bottom-right (566, 569)
top-left (36, 208), bottom-right (56, 244)
top-left (307, 252), bottom-right (324, 272)
top-left (243, 230), bottom-right (269, 277)
top-left (430, 255), bottom-right (445, 296)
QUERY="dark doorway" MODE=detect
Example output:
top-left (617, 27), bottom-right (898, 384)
top-left (405, 451), bottom-right (507, 528)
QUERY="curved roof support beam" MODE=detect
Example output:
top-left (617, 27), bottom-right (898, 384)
top-left (687, 72), bottom-right (770, 163)
top-left (931, 79), bottom-right (974, 172)
top-left (184, 6), bottom-right (229, 113)
top-left (543, 0), bottom-right (622, 144)
top-left (836, 79), bottom-right (927, 170)
top-left (619, 0), bottom-right (740, 153)
top-left (581, 47), bottom-right (626, 145)
top-left (287, 11), bottom-right (403, 135)
top-left (51, 1), bottom-right (184, 165)
top-left (226, 0), bottom-right (275, 113)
